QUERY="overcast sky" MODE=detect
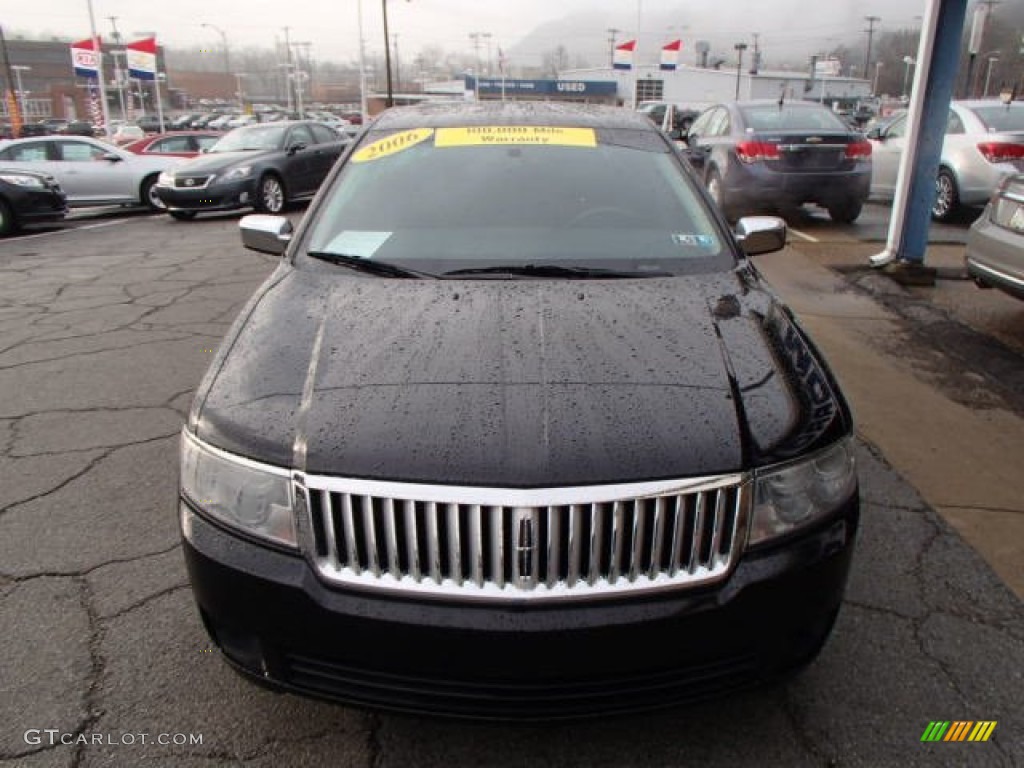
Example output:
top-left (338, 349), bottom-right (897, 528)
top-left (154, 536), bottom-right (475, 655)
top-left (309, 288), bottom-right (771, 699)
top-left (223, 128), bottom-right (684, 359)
top-left (5, 0), bottom-right (928, 66)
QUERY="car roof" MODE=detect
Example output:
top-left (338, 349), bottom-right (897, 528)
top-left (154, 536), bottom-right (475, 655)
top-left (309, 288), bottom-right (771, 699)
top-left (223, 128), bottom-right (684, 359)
top-left (372, 102), bottom-right (655, 132)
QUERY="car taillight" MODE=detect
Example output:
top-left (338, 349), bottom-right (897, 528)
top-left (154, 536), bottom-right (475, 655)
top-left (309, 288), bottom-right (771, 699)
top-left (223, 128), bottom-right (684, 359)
top-left (735, 140), bottom-right (780, 163)
top-left (977, 142), bottom-right (1024, 163)
top-left (844, 139), bottom-right (872, 159)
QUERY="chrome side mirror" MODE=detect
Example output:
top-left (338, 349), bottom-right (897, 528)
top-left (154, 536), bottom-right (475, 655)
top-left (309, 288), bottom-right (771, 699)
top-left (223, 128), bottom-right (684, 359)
top-left (735, 216), bottom-right (787, 256)
top-left (240, 215), bottom-right (293, 255)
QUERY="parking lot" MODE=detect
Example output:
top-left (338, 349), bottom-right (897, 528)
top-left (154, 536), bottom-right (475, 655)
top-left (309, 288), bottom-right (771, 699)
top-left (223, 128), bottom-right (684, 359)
top-left (1, 204), bottom-right (1022, 767)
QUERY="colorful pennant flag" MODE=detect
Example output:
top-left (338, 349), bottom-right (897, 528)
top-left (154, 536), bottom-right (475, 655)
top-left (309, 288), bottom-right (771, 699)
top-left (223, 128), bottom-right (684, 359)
top-left (613, 40), bottom-right (636, 71)
top-left (660, 40), bottom-right (682, 71)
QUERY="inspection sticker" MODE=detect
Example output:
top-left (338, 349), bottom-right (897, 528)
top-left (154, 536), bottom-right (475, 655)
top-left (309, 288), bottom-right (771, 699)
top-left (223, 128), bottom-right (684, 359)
top-left (435, 126), bottom-right (597, 147)
top-left (322, 230), bottom-right (392, 258)
top-left (672, 233), bottom-right (717, 249)
top-left (351, 128), bottom-right (434, 163)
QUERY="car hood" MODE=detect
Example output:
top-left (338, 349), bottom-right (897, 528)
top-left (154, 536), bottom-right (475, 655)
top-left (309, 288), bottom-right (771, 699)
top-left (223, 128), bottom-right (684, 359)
top-left (191, 269), bottom-right (850, 487)
top-left (171, 150), bottom-right (273, 174)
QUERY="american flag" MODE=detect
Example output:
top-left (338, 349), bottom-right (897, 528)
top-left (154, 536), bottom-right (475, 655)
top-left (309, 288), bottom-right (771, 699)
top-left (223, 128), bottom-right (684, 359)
top-left (498, 46), bottom-right (508, 75)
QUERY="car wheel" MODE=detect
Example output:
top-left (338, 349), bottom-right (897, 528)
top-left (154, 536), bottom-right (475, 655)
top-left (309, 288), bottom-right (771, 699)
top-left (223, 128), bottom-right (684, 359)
top-left (0, 198), bottom-right (16, 237)
top-left (706, 170), bottom-right (736, 223)
top-left (169, 210), bottom-right (197, 221)
top-left (256, 174), bottom-right (285, 214)
top-left (932, 168), bottom-right (959, 222)
top-left (141, 175), bottom-right (166, 212)
top-left (827, 199), bottom-right (863, 224)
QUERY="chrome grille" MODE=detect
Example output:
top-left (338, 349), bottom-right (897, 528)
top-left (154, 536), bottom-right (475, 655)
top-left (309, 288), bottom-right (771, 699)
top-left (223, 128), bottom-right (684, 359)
top-left (174, 175), bottom-right (213, 188)
top-left (299, 475), bottom-right (749, 600)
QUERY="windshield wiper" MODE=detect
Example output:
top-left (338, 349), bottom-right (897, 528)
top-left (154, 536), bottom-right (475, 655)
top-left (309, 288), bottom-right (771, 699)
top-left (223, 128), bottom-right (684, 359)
top-left (441, 264), bottom-right (671, 278)
top-left (306, 251), bottom-right (434, 278)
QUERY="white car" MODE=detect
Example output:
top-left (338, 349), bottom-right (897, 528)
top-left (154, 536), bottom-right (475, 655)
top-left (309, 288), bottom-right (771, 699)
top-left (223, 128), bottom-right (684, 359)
top-left (0, 135), bottom-right (184, 210)
top-left (868, 100), bottom-right (1024, 221)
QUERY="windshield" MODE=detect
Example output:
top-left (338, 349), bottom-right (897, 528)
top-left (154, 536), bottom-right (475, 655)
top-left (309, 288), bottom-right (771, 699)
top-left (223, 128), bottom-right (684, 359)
top-left (210, 125), bottom-right (287, 152)
top-left (301, 124), bottom-right (729, 277)
top-left (741, 105), bottom-right (850, 132)
top-left (969, 104), bottom-right (1024, 132)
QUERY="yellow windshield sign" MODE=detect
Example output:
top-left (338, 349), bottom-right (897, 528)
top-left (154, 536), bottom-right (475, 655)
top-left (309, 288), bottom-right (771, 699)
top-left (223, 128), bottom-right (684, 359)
top-left (351, 128), bottom-right (434, 163)
top-left (435, 126), bottom-right (597, 147)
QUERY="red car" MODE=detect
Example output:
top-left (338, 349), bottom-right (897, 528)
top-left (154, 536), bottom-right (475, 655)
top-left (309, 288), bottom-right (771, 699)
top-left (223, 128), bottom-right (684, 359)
top-left (123, 131), bottom-right (221, 158)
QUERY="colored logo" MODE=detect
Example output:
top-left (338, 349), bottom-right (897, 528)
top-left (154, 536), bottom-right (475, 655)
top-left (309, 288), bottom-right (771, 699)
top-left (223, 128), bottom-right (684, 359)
top-left (921, 721), bottom-right (997, 742)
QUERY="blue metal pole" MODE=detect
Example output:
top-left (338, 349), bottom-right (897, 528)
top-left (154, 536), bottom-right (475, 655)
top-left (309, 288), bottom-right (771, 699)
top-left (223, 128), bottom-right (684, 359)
top-left (871, 0), bottom-right (969, 275)
top-left (899, 0), bottom-right (970, 264)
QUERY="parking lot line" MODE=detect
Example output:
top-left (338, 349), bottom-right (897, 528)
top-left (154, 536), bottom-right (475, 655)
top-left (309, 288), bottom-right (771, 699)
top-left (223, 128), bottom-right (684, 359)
top-left (788, 227), bottom-right (820, 243)
top-left (9, 218), bottom-right (146, 242)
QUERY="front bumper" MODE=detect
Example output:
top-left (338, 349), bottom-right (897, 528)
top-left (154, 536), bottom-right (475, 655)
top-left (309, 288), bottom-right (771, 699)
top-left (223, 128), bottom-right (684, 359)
top-left (7, 186), bottom-right (67, 224)
top-left (156, 178), bottom-right (256, 213)
top-left (181, 493), bottom-right (859, 719)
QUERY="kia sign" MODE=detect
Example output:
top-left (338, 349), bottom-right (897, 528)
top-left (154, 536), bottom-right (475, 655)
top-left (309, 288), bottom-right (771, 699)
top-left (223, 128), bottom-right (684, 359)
top-left (70, 37), bottom-right (100, 78)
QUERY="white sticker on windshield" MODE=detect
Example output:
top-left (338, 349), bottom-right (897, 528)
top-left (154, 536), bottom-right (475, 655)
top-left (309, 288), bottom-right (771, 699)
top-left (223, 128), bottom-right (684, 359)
top-left (323, 231), bottom-right (392, 258)
top-left (672, 233), bottom-right (717, 249)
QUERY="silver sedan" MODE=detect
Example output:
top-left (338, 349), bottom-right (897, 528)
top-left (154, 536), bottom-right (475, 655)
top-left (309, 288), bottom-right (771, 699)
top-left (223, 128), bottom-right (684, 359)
top-left (0, 135), bottom-right (184, 210)
top-left (868, 100), bottom-right (1024, 221)
top-left (966, 174), bottom-right (1024, 301)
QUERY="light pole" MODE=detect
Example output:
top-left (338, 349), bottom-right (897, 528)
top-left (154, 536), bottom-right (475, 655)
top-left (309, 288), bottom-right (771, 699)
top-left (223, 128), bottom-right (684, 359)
top-left (11, 64), bottom-right (29, 120)
top-left (201, 23), bottom-right (230, 98)
top-left (382, 0), bottom-right (395, 106)
top-left (873, 61), bottom-right (883, 96)
top-left (734, 43), bottom-right (748, 100)
top-left (234, 73), bottom-right (246, 112)
top-left (983, 53), bottom-right (1000, 98)
top-left (902, 55), bottom-right (916, 100)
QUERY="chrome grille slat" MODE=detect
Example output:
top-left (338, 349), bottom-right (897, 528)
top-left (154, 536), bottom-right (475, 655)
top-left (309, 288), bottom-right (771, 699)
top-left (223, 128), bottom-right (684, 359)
top-left (403, 499), bottom-right (420, 581)
top-left (629, 500), bottom-right (646, 582)
top-left (340, 494), bottom-right (358, 570)
top-left (446, 503), bottom-right (462, 586)
top-left (425, 502), bottom-right (441, 583)
top-left (383, 498), bottom-right (399, 579)
top-left (468, 504), bottom-right (483, 587)
top-left (546, 506), bottom-right (560, 589)
top-left (304, 477), bottom-right (747, 600)
top-left (362, 495), bottom-right (380, 577)
top-left (668, 495), bottom-right (686, 576)
top-left (322, 490), bottom-right (340, 568)
top-left (689, 492), bottom-right (707, 574)
top-left (587, 502), bottom-right (604, 586)
top-left (567, 504), bottom-right (583, 587)
top-left (649, 497), bottom-right (666, 580)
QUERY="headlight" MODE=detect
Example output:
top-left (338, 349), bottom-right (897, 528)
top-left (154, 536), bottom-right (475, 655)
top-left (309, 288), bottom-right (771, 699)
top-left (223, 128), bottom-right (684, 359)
top-left (749, 438), bottom-right (857, 545)
top-left (0, 173), bottom-right (44, 188)
top-left (218, 165), bottom-right (252, 183)
top-left (157, 171), bottom-right (173, 187)
top-left (179, 430), bottom-right (296, 548)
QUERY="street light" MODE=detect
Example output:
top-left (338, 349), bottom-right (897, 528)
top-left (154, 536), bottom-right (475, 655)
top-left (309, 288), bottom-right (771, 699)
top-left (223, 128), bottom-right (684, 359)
top-left (11, 65), bottom-right (30, 121)
top-left (201, 23), bottom-right (231, 95)
top-left (872, 61), bottom-right (883, 96)
top-left (734, 43), bottom-right (748, 100)
top-left (901, 55), bottom-right (916, 100)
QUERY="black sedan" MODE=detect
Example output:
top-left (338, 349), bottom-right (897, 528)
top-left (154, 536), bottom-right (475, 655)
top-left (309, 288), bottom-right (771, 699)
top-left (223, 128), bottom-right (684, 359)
top-left (179, 102), bottom-right (859, 719)
top-left (0, 167), bottom-right (67, 236)
top-left (155, 121), bottom-right (348, 220)
top-left (684, 100), bottom-right (872, 223)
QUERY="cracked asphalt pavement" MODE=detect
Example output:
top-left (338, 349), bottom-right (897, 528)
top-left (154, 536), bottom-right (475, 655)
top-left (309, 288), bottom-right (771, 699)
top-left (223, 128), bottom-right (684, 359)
top-left (0, 211), bottom-right (1021, 767)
